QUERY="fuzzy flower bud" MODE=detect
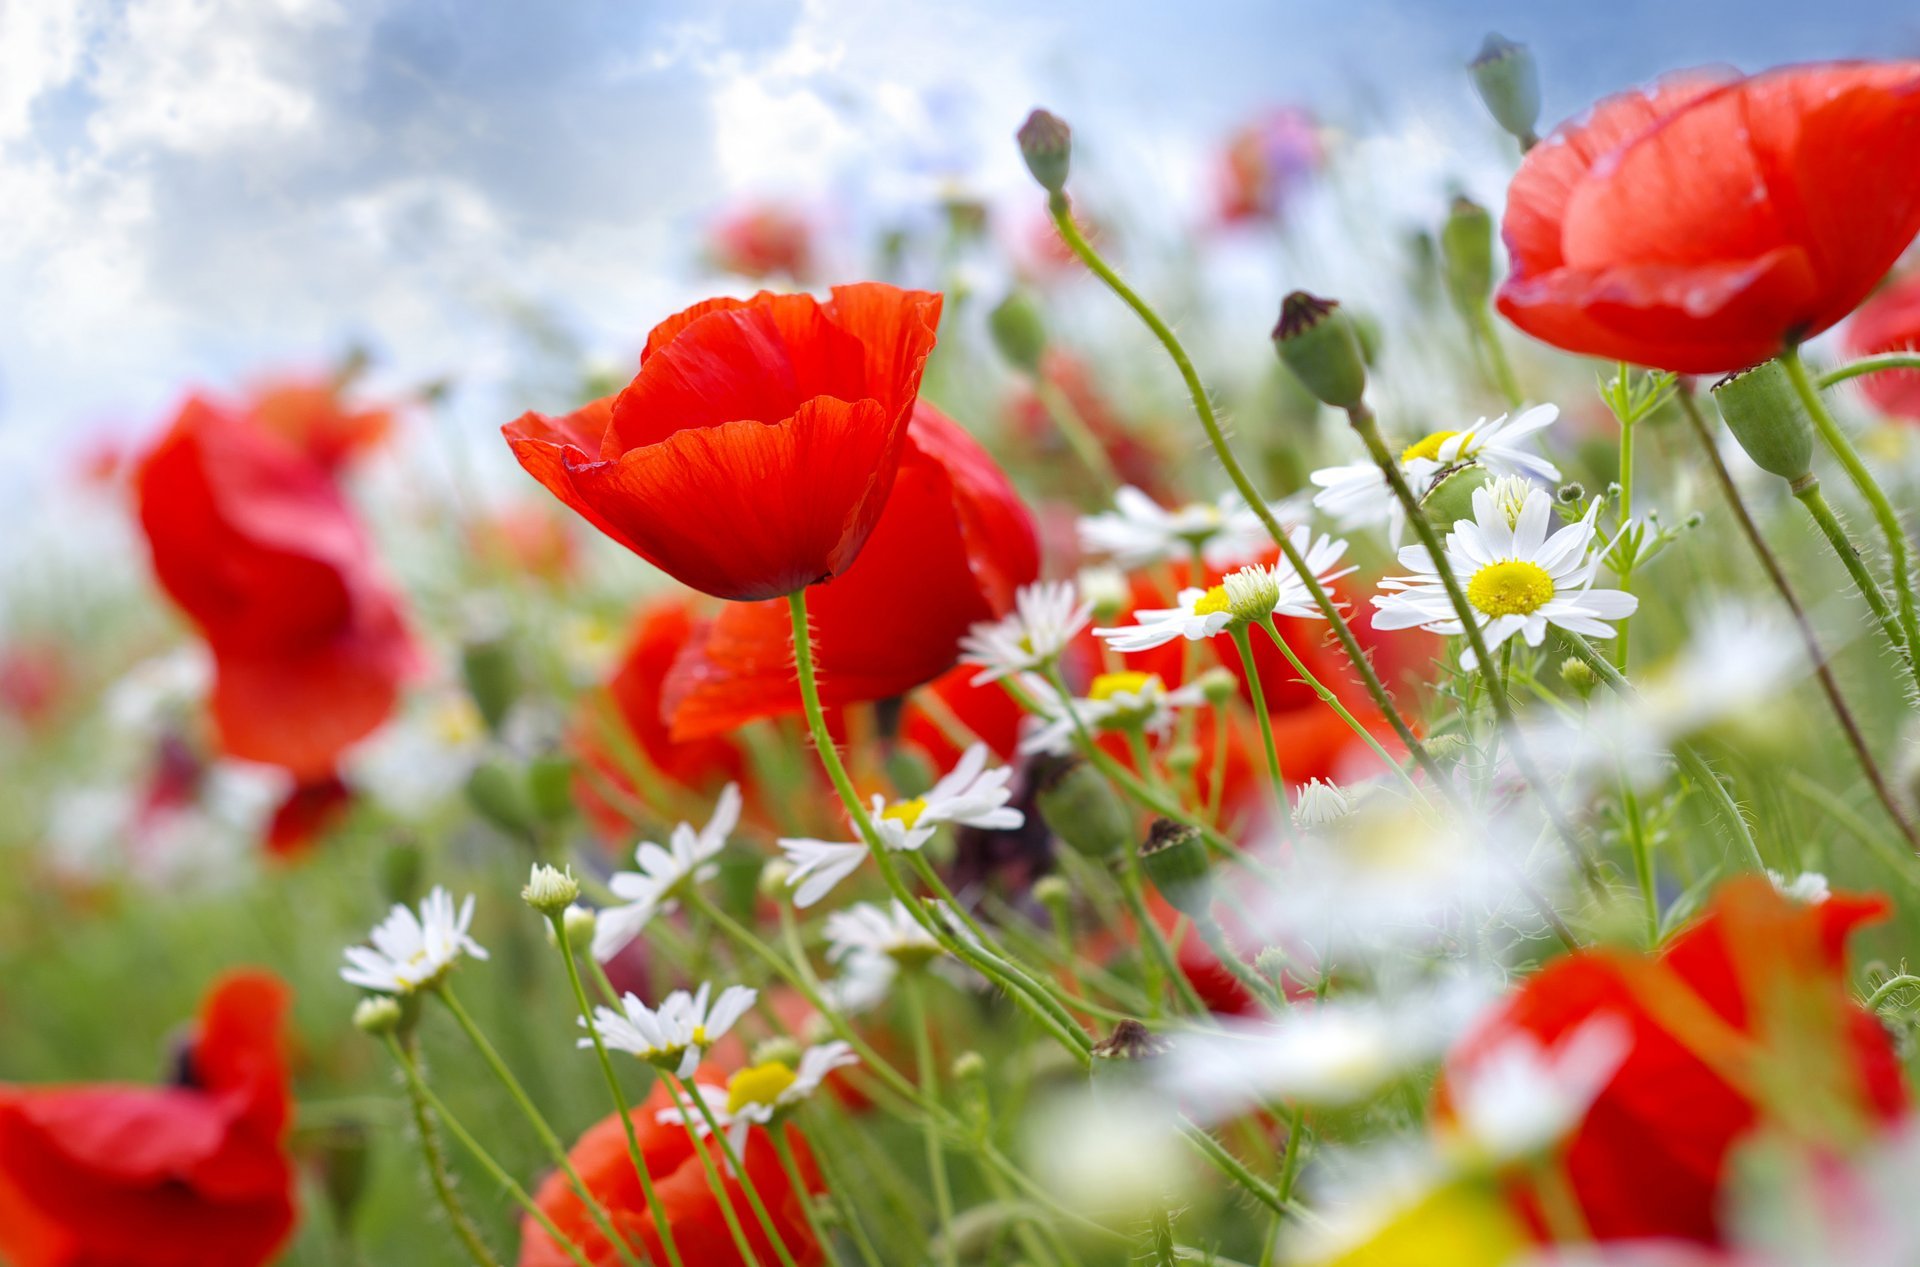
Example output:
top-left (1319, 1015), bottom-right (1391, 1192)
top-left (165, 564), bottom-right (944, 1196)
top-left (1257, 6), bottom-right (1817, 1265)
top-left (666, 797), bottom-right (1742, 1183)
top-left (521, 864), bottom-right (579, 916)
top-left (1273, 292), bottom-right (1368, 409)
top-left (1713, 361), bottom-right (1816, 484)
top-left (1033, 874), bottom-right (1073, 912)
top-left (758, 857), bottom-right (795, 899)
top-left (1469, 33), bottom-right (1542, 145)
top-left (353, 996), bottom-right (403, 1036)
top-left (1223, 564), bottom-right (1280, 623)
top-left (1017, 109), bottom-right (1073, 195)
top-left (460, 633), bottom-right (521, 734)
top-left (989, 290), bottom-right (1049, 374)
top-left (562, 904), bottom-right (596, 952)
top-left (1560, 656), bottom-right (1597, 699)
top-left (1441, 195), bottom-right (1495, 314)
top-left (1139, 818), bottom-right (1211, 918)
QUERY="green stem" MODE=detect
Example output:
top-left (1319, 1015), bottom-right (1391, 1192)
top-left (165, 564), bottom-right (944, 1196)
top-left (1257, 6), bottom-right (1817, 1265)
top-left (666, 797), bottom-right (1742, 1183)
top-left (1865, 973), bottom-right (1920, 1012)
top-left (905, 971), bottom-right (959, 1267)
top-left (658, 1076), bottom-right (763, 1263)
top-left (1473, 308), bottom-right (1523, 409)
top-left (1792, 480), bottom-right (1920, 693)
top-left (1148, 1206), bottom-right (1179, 1267)
top-left (1194, 916), bottom-right (1286, 1012)
top-left (1255, 616), bottom-right (1423, 802)
top-left (385, 1036), bottom-right (590, 1267)
top-left (390, 1038), bottom-right (503, 1267)
top-left (680, 1078), bottom-right (803, 1267)
top-left (1614, 403), bottom-right (1636, 671)
top-left (1033, 372), bottom-right (1122, 491)
top-left (1619, 775), bottom-right (1659, 946)
top-left (770, 1125), bottom-right (849, 1267)
top-left (1229, 624), bottom-right (1290, 830)
top-left (1818, 352), bottom-right (1920, 390)
top-left (549, 917), bottom-right (684, 1267)
top-left (796, 1119), bottom-right (889, 1267)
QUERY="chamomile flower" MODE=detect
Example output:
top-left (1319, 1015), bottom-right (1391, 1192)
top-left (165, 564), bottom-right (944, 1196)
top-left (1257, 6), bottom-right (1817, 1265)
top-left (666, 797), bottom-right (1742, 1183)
top-left (593, 783), bottom-right (743, 961)
top-left (1370, 485), bottom-right (1636, 670)
top-left (340, 887), bottom-right (489, 996)
top-left (1094, 527), bottom-right (1353, 653)
top-left (778, 747), bottom-right (1021, 907)
top-left (1018, 671), bottom-right (1208, 756)
top-left (1292, 778), bottom-right (1355, 827)
top-left (1436, 1016), bottom-right (1629, 1168)
top-left (657, 1042), bottom-right (860, 1156)
top-left (814, 899), bottom-right (950, 1010)
top-left (960, 580), bottom-right (1091, 684)
top-left (1310, 403), bottom-right (1562, 543)
top-left (586, 981), bottom-right (756, 1078)
top-left (1078, 485), bottom-right (1296, 569)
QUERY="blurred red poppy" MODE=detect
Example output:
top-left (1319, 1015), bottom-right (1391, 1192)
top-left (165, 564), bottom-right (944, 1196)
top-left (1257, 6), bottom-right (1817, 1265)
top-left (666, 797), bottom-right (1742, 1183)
top-left (1213, 106), bottom-right (1323, 225)
top-left (1500, 62), bottom-right (1920, 373)
top-left (707, 202), bottom-right (816, 282)
top-left (662, 402), bottom-right (1039, 739)
top-left (519, 1071), bottom-right (824, 1267)
top-left (1439, 878), bottom-right (1906, 1246)
top-left (1845, 270), bottom-right (1920, 419)
top-left (503, 284), bottom-right (943, 601)
top-left (135, 397), bottom-right (416, 780)
top-left (0, 971), bottom-right (296, 1267)
top-left (248, 377), bottom-right (394, 473)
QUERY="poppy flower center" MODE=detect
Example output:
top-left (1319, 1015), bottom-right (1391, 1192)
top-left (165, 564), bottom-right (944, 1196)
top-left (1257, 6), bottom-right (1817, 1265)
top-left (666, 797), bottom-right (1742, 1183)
top-left (1192, 585), bottom-right (1231, 617)
top-left (1089, 671), bottom-right (1159, 701)
top-left (726, 1060), bottom-right (799, 1114)
top-left (1401, 429), bottom-right (1470, 465)
top-left (883, 797), bottom-right (929, 829)
top-left (1467, 560), bottom-right (1555, 617)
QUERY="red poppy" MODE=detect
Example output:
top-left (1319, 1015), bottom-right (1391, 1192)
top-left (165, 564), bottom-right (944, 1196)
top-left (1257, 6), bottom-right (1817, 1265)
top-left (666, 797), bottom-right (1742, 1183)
top-left (503, 284), bottom-right (943, 602)
top-left (519, 1071), bottom-right (824, 1267)
top-left (135, 397), bottom-right (416, 780)
top-left (707, 202), bottom-right (816, 283)
top-left (248, 377), bottom-right (394, 473)
top-left (1845, 270), bottom-right (1920, 419)
top-left (1499, 62), bottom-right (1920, 373)
top-left (0, 971), bottom-right (297, 1267)
top-left (662, 402), bottom-right (1039, 739)
top-left (1438, 878), bottom-right (1906, 1246)
top-left (263, 775), bottom-right (353, 857)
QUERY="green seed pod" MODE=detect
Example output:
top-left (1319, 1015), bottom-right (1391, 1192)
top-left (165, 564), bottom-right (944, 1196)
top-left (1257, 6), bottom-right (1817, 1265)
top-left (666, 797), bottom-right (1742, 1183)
top-left (1035, 756), bottom-right (1133, 859)
top-left (1712, 360), bottom-right (1815, 483)
top-left (526, 753), bottom-right (576, 824)
top-left (464, 760), bottom-right (537, 842)
top-left (1272, 292), bottom-right (1369, 410)
top-left (1138, 818), bottom-right (1211, 918)
top-left (1469, 34), bottom-right (1542, 144)
top-left (1420, 461), bottom-right (1494, 529)
top-left (1017, 108), bottom-right (1072, 195)
top-left (460, 635), bottom-right (520, 734)
top-left (1440, 195), bottom-right (1495, 314)
top-left (988, 291), bottom-right (1049, 374)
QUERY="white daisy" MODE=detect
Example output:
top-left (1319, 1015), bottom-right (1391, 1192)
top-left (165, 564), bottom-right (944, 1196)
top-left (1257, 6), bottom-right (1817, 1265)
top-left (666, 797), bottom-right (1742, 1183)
top-left (960, 580), bottom-right (1092, 685)
top-left (586, 981), bottom-right (757, 1078)
top-left (1078, 485), bottom-right (1294, 570)
top-left (341, 887), bottom-right (489, 996)
top-left (1292, 778), bottom-right (1355, 827)
top-left (1769, 870), bottom-right (1831, 905)
top-left (826, 899), bottom-right (946, 968)
top-left (656, 1042), bottom-right (860, 1157)
top-left (1310, 403), bottom-right (1562, 543)
top-left (1092, 527), bottom-right (1353, 653)
top-left (1370, 485), bottom-right (1636, 670)
top-left (1437, 1015), bottom-right (1629, 1167)
top-left (1018, 671), bottom-right (1207, 757)
top-left (593, 783), bottom-right (743, 961)
top-left (778, 746), bottom-right (1021, 908)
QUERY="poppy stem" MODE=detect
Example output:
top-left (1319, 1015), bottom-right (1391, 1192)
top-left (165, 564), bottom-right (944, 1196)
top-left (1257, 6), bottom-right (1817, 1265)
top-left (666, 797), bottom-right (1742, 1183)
top-left (546, 913), bottom-right (686, 1267)
top-left (1791, 479), bottom-right (1919, 689)
top-left (791, 1118), bottom-right (890, 1267)
top-left (1472, 307), bottom-right (1524, 409)
top-left (1032, 369), bottom-right (1124, 493)
top-left (1042, 195), bottom-right (1454, 801)
top-left (1228, 624), bottom-right (1290, 833)
top-left (1817, 352), bottom-right (1920, 390)
top-left (382, 1035), bottom-right (582, 1267)
top-left (657, 1075), bottom-right (766, 1264)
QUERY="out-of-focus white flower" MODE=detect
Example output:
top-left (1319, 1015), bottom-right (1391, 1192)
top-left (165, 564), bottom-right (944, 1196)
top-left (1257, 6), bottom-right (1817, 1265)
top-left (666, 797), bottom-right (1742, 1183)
top-left (1310, 405), bottom-right (1562, 545)
top-left (594, 784), bottom-right (743, 960)
top-left (1018, 671), bottom-right (1207, 756)
top-left (657, 1042), bottom-right (860, 1156)
top-left (1437, 1016), bottom-right (1629, 1167)
top-left (960, 581), bottom-right (1091, 684)
top-left (1293, 778), bottom-right (1355, 827)
top-left (1078, 485), bottom-right (1296, 570)
top-left (587, 982), bottom-right (756, 1078)
top-left (105, 648), bottom-right (212, 734)
top-left (341, 887), bottom-right (489, 996)
top-left (1023, 1085), bottom-right (1198, 1220)
top-left (1094, 528), bottom-right (1352, 653)
top-left (1769, 870), bottom-right (1831, 905)
top-left (1372, 486), bottom-right (1635, 669)
top-left (345, 688), bottom-right (487, 816)
top-left (819, 900), bottom-right (965, 1010)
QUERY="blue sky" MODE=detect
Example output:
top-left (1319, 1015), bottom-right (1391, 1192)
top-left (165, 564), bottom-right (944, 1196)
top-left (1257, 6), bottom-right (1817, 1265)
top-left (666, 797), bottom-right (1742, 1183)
top-left (0, 0), bottom-right (1913, 504)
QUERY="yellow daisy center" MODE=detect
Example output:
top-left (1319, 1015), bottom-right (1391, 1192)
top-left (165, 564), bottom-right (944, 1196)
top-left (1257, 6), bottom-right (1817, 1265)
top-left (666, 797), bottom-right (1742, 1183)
top-left (1192, 585), bottom-right (1231, 617)
top-left (883, 797), bottom-right (929, 829)
top-left (1400, 428), bottom-right (1472, 465)
top-left (1467, 560), bottom-right (1555, 617)
top-left (1089, 671), bottom-right (1160, 701)
top-left (726, 1060), bottom-right (799, 1115)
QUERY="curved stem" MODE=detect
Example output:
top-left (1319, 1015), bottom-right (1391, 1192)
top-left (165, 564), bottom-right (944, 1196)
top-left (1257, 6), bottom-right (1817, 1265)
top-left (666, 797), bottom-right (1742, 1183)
top-left (1792, 481), bottom-right (1920, 694)
top-left (680, 1079), bottom-right (803, 1267)
top-left (1255, 616), bottom-right (1424, 802)
top-left (1865, 973), bottom-right (1920, 1012)
top-left (905, 971), bottom-right (959, 1267)
top-left (1818, 352), bottom-right (1920, 390)
top-left (658, 1076), bottom-right (763, 1264)
top-left (1229, 624), bottom-right (1291, 831)
top-left (390, 1038), bottom-right (503, 1267)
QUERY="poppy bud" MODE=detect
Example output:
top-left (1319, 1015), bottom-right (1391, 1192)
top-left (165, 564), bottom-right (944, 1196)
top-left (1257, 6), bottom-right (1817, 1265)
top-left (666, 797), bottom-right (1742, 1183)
top-left (1712, 361), bottom-right (1815, 484)
top-left (1139, 818), bottom-right (1211, 917)
top-left (464, 760), bottom-right (537, 842)
top-left (1468, 33), bottom-right (1541, 145)
top-left (460, 634), bottom-right (520, 734)
top-left (1035, 756), bottom-right (1133, 858)
top-left (989, 291), bottom-right (1049, 374)
top-left (1441, 196), bottom-right (1495, 314)
top-left (1273, 292), bottom-right (1369, 410)
top-left (1017, 108), bottom-right (1073, 196)
top-left (1419, 462), bottom-right (1493, 530)
top-left (1090, 1019), bottom-right (1170, 1096)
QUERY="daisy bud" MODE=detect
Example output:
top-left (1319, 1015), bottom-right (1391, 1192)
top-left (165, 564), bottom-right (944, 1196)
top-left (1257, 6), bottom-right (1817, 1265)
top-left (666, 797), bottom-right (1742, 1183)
top-left (1424, 732), bottom-right (1469, 762)
top-left (1017, 108), bottom-right (1073, 196)
top-left (1469, 33), bottom-right (1542, 146)
top-left (1033, 874), bottom-right (1073, 911)
top-left (989, 290), bottom-right (1049, 374)
top-left (1420, 462), bottom-right (1493, 527)
top-left (952, 1050), bottom-right (987, 1082)
top-left (752, 1036), bottom-right (803, 1068)
top-left (464, 760), bottom-right (537, 842)
top-left (1560, 655), bottom-right (1597, 699)
top-left (460, 633), bottom-right (521, 734)
top-left (1139, 818), bottom-right (1212, 918)
top-left (1035, 756), bottom-right (1133, 859)
top-left (352, 996), bottom-right (403, 1036)
top-left (1273, 291), bottom-right (1368, 410)
top-left (1223, 565), bottom-right (1280, 623)
top-left (521, 863), bottom-right (579, 916)
top-left (562, 904), bottom-right (596, 951)
top-left (1712, 361), bottom-right (1815, 484)
top-left (1441, 195), bottom-right (1495, 314)
top-left (1556, 481), bottom-right (1586, 505)
top-left (1293, 778), bottom-right (1355, 828)
top-left (1194, 666), bottom-right (1240, 706)
top-left (1078, 565), bottom-right (1131, 624)
top-left (1165, 742), bottom-right (1200, 777)
top-left (758, 857), bottom-right (795, 898)
top-left (1254, 946), bottom-right (1290, 986)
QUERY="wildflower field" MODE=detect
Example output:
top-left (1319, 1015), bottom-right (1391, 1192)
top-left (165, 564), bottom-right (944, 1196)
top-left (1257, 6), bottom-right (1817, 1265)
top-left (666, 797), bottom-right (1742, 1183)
top-left (8, 11), bottom-right (1920, 1267)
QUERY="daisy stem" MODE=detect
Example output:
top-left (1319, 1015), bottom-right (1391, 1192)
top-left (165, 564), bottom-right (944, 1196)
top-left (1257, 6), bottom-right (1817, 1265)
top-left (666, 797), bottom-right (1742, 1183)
top-left (796, 1117), bottom-right (891, 1267)
top-left (680, 1076), bottom-right (804, 1267)
top-left (1817, 351), bottom-right (1920, 389)
top-left (772, 1126), bottom-right (853, 1267)
top-left (1676, 383), bottom-right (1920, 851)
top-left (1619, 773), bottom-right (1660, 946)
top-left (383, 1035), bottom-right (586, 1267)
top-left (387, 1036), bottom-right (504, 1267)
top-left (658, 1075), bottom-right (766, 1265)
top-left (1228, 624), bottom-right (1291, 833)
top-left (1195, 914), bottom-right (1286, 1012)
top-left (1345, 402), bottom-right (1601, 887)
top-left (1044, 193), bottom-right (1450, 796)
top-left (1206, 701), bottom-right (1230, 824)
top-left (433, 984), bottom-right (648, 1267)
top-left (546, 916), bottom-right (685, 1267)
top-left (905, 970), bottom-right (960, 1267)
top-left (1782, 344), bottom-right (1920, 683)
top-left (1254, 616), bottom-right (1423, 804)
